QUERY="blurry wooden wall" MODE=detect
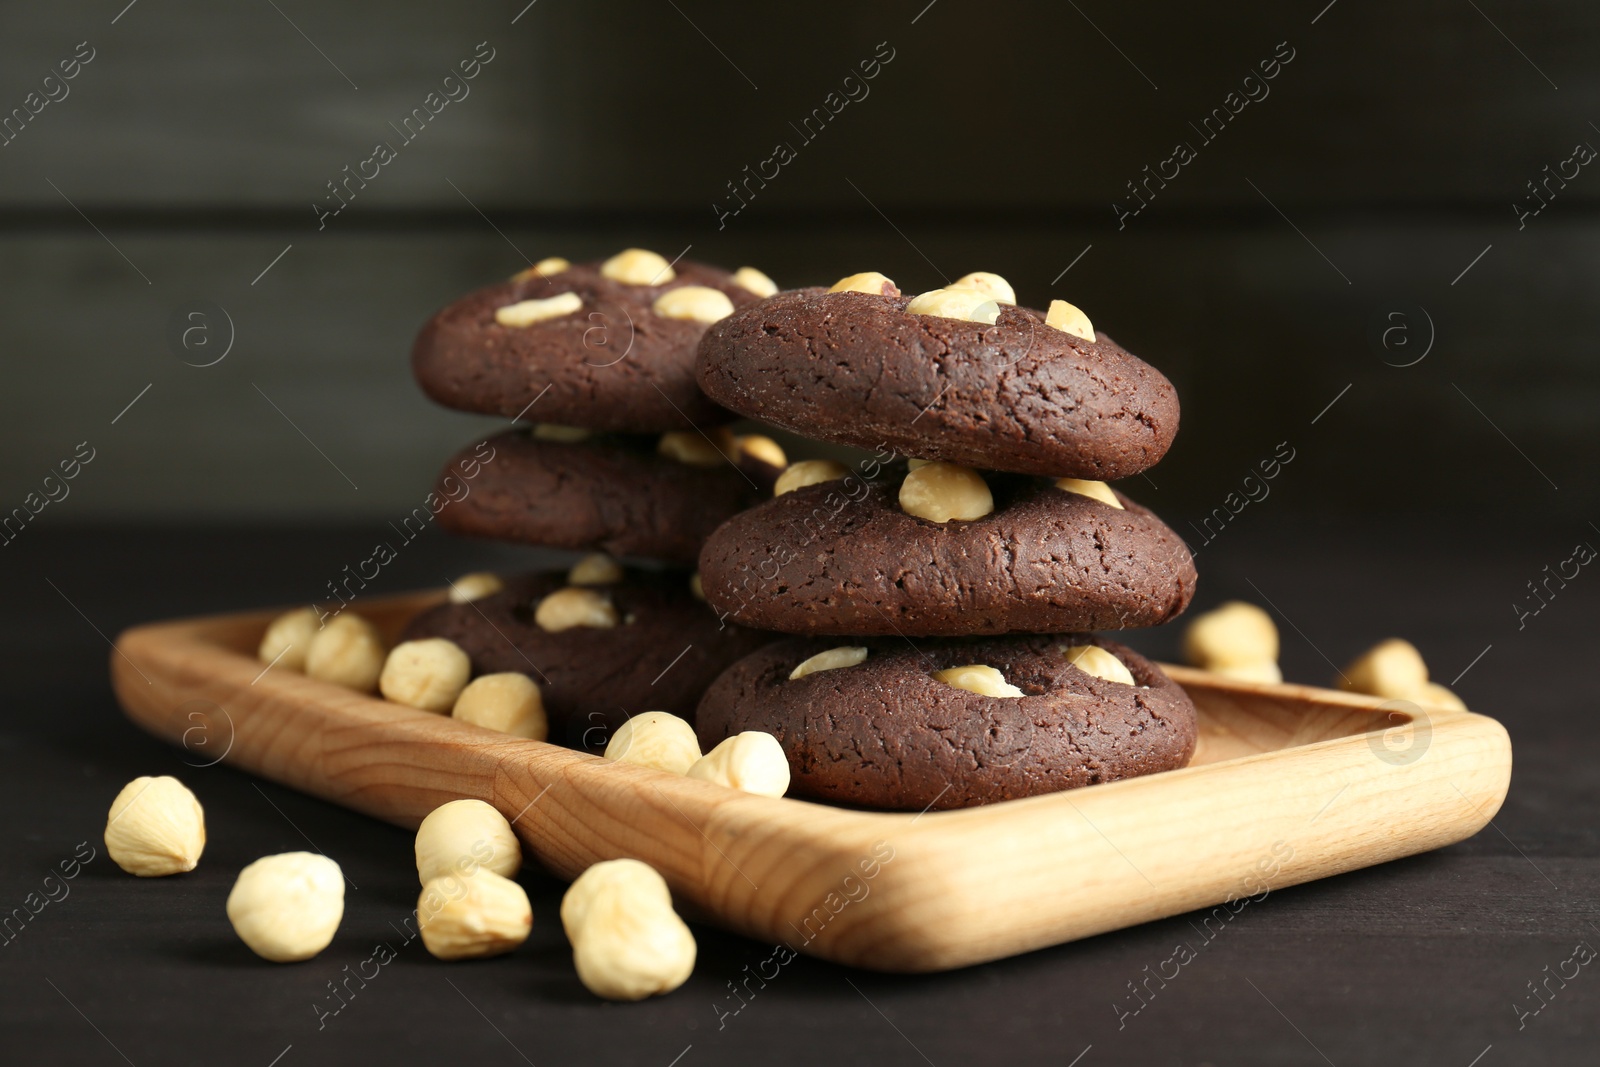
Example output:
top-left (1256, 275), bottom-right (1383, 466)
top-left (2, 0), bottom-right (1596, 524)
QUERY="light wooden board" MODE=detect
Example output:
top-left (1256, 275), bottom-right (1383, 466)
top-left (110, 590), bottom-right (1512, 974)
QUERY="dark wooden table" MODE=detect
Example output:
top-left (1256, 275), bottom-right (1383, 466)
top-left (0, 518), bottom-right (1593, 1066)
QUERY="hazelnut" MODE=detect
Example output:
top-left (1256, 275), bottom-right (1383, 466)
top-left (494, 292), bottom-right (582, 327)
top-left (658, 427), bottom-right (735, 467)
top-left (104, 776), bottom-right (205, 877)
top-left (652, 285), bottom-right (735, 324)
top-left (452, 673), bottom-right (548, 740)
top-left (415, 798), bottom-right (521, 885)
top-left (535, 587), bottom-right (618, 632)
top-left (735, 434), bottom-right (788, 469)
top-left (601, 248), bottom-right (675, 286)
top-left (828, 271), bottom-right (899, 297)
top-left (561, 859), bottom-right (696, 1001)
top-left (226, 852), bottom-right (344, 962)
top-left (689, 573), bottom-right (706, 601)
top-left (1211, 661), bottom-right (1284, 685)
top-left (905, 287), bottom-right (1001, 325)
top-left (511, 256), bottom-right (571, 282)
top-left (533, 424), bottom-right (592, 443)
top-left (789, 646), bottom-right (868, 680)
top-left (1340, 638), bottom-right (1429, 699)
top-left (933, 664), bottom-right (1023, 698)
top-left (418, 868), bottom-right (532, 961)
top-left (258, 606), bottom-right (319, 671)
top-left (951, 271), bottom-right (1016, 305)
top-left (731, 266), bottom-right (778, 297)
top-left (1182, 601), bottom-right (1279, 670)
top-left (687, 732), bottom-right (790, 797)
top-left (305, 614), bottom-right (385, 692)
top-left (380, 638), bottom-right (472, 713)
top-left (1045, 299), bottom-right (1095, 342)
top-left (449, 572), bottom-right (504, 603)
top-left (906, 458), bottom-right (934, 470)
top-left (605, 711), bottom-right (702, 775)
top-left (569, 553), bottom-right (624, 586)
top-left (774, 459), bottom-right (849, 496)
top-left (1061, 644), bottom-right (1135, 686)
top-left (1417, 682), bottom-right (1467, 711)
top-left (898, 462), bottom-right (993, 523)
top-left (1054, 477), bottom-right (1123, 509)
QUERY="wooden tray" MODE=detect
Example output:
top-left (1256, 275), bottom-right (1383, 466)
top-left (110, 591), bottom-right (1512, 974)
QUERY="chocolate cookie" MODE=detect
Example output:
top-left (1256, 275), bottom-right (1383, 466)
top-left (403, 571), bottom-right (773, 752)
top-left (436, 428), bottom-right (781, 566)
top-left (414, 255), bottom-right (767, 433)
top-left (696, 635), bottom-right (1197, 810)
top-left (696, 287), bottom-right (1180, 478)
top-left (698, 465), bottom-right (1196, 636)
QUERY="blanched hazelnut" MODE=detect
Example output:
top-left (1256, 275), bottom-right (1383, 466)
top-left (1340, 638), bottom-right (1429, 698)
top-left (1061, 644), bottom-right (1135, 685)
top-left (1054, 477), bottom-right (1123, 509)
top-left (605, 711), bottom-right (701, 775)
top-left (1182, 601), bottom-right (1279, 669)
top-left (226, 852), bottom-right (344, 962)
top-left (495, 292), bottom-right (582, 327)
top-left (1211, 661), bottom-right (1284, 685)
top-left (511, 257), bottom-right (570, 281)
top-left (569, 553), bottom-right (624, 586)
top-left (105, 776), bottom-right (205, 877)
top-left (415, 798), bottom-right (521, 884)
top-left (732, 266), bottom-right (778, 297)
top-left (380, 638), bottom-right (472, 713)
top-left (259, 607), bottom-right (319, 671)
top-left (898, 462), bottom-right (993, 523)
top-left (1416, 682), bottom-right (1466, 711)
top-left (689, 573), bottom-right (706, 601)
top-left (906, 287), bottom-right (1001, 325)
top-left (789, 646), bottom-right (868, 680)
top-left (561, 859), bottom-right (696, 1001)
top-left (452, 673), bottom-right (547, 740)
top-left (652, 285), bottom-right (735, 324)
top-left (1045, 299), bottom-right (1095, 342)
top-left (418, 868), bottom-right (532, 961)
top-left (449, 572), bottom-right (504, 603)
top-left (775, 459), bottom-right (849, 496)
top-left (933, 664), bottom-right (1023, 698)
top-left (735, 434), bottom-right (787, 469)
top-left (533, 424), bottom-right (592, 443)
top-left (951, 271), bottom-right (1016, 305)
top-left (658, 427), bottom-right (735, 467)
top-left (535, 588), bottom-right (618, 632)
top-left (601, 248), bottom-right (674, 285)
top-left (828, 271), bottom-right (899, 296)
top-left (305, 614), bottom-right (385, 692)
top-left (687, 732), bottom-right (790, 797)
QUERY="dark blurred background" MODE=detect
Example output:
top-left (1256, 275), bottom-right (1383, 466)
top-left (2, 0), bottom-right (1594, 531)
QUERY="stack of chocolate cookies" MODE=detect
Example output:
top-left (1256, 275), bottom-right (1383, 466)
top-left (399, 249), bottom-right (788, 750)
top-left (691, 270), bottom-right (1200, 811)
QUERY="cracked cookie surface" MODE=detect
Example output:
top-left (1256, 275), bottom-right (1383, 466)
top-left (436, 429), bottom-right (780, 566)
top-left (414, 259), bottom-right (763, 432)
top-left (696, 634), bottom-right (1197, 810)
top-left (697, 465), bottom-right (1196, 636)
top-left (403, 570), bottom-right (774, 751)
top-left (696, 287), bottom-right (1180, 478)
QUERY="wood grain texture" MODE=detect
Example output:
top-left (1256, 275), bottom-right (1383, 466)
top-left (110, 590), bottom-right (1512, 973)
